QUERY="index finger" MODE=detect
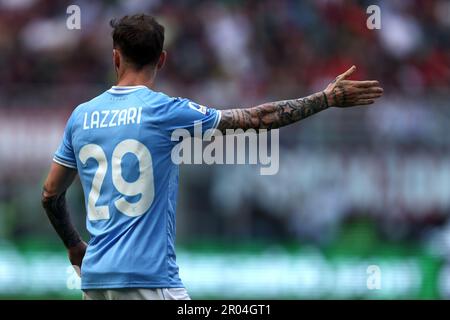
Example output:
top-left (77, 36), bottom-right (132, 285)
top-left (350, 80), bottom-right (380, 88)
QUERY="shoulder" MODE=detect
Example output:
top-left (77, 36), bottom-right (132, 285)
top-left (68, 92), bottom-right (108, 125)
top-left (134, 88), bottom-right (179, 106)
top-left (134, 90), bottom-right (193, 120)
top-left (73, 93), bottom-right (101, 111)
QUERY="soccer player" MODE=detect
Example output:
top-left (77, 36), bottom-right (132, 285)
top-left (41, 14), bottom-right (383, 300)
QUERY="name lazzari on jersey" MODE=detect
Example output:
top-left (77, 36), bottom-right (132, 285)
top-left (83, 107), bottom-right (143, 130)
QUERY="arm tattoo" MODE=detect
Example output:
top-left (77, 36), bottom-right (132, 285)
top-left (41, 190), bottom-right (82, 249)
top-left (217, 91), bottom-right (329, 132)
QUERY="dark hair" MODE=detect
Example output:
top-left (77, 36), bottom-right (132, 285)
top-left (110, 14), bottom-right (165, 69)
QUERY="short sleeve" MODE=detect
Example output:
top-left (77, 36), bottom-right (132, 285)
top-left (53, 112), bottom-right (77, 169)
top-left (161, 97), bottom-right (221, 137)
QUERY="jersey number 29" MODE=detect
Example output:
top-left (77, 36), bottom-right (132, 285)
top-left (79, 139), bottom-right (154, 220)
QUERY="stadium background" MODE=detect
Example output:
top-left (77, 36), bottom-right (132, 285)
top-left (0, 0), bottom-right (449, 299)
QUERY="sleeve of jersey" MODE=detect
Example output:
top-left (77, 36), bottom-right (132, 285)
top-left (53, 113), bottom-right (77, 169)
top-left (162, 98), bottom-right (221, 138)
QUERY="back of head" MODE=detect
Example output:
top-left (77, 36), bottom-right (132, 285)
top-left (110, 14), bottom-right (165, 70)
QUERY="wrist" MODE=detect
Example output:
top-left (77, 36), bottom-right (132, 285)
top-left (323, 90), bottom-right (335, 108)
top-left (321, 91), bottom-right (330, 109)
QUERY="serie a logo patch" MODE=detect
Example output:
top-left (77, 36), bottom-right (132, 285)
top-left (188, 101), bottom-right (208, 115)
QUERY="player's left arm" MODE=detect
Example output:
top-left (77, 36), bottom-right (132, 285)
top-left (217, 66), bottom-right (383, 132)
top-left (41, 162), bottom-right (87, 269)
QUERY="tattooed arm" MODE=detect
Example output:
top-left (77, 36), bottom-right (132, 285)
top-left (42, 162), bottom-right (87, 270)
top-left (218, 66), bottom-right (383, 132)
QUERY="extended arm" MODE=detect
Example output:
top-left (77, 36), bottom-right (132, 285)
top-left (41, 162), bottom-right (86, 269)
top-left (218, 66), bottom-right (383, 132)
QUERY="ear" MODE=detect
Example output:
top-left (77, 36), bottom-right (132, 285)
top-left (113, 49), bottom-right (121, 70)
top-left (156, 50), bottom-right (167, 70)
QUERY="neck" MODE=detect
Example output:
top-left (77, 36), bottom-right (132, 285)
top-left (116, 67), bottom-right (156, 89)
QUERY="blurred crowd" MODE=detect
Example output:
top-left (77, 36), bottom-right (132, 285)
top-left (0, 0), bottom-right (448, 107)
top-left (0, 0), bottom-right (450, 250)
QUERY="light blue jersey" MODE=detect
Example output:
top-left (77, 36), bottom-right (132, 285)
top-left (53, 85), bottom-right (221, 289)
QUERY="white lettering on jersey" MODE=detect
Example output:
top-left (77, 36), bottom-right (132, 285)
top-left (91, 111), bottom-right (100, 128)
top-left (100, 110), bottom-right (110, 128)
top-left (83, 107), bottom-right (142, 130)
top-left (137, 107), bottom-right (142, 123)
top-left (83, 112), bottom-right (89, 130)
top-left (127, 107), bottom-right (137, 124)
top-left (117, 109), bottom-right (127, 126)
top-left (109, 110), bottom-right (119, 127)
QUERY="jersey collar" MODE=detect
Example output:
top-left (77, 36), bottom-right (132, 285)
top-left (108, 85), bottom-right (147, 94)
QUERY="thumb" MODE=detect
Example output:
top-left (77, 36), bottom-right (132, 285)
top-left (337, 65), bottom-right (356, 80)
